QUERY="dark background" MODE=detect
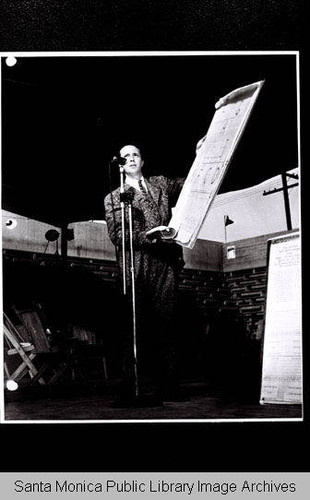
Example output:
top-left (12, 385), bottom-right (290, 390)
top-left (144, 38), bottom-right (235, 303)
top-left (2, 54), bottom-right (298, 226)
top-left (1, 0), bottom-right (308, 475)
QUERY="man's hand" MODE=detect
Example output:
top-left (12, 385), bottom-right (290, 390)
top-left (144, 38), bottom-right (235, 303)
top-left (146, 225), bottom-right (176, 240)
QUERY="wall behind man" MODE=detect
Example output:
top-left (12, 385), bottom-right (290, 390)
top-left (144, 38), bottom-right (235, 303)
top-left (2, 211), bottom-right (223, 271)
top-left (1, 212), bottom-right (116, 261)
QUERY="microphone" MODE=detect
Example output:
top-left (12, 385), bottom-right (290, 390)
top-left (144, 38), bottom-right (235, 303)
top-left (111, 155), bottom-right (127, 166)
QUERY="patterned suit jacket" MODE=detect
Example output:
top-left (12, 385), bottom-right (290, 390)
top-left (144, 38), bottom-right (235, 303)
top-left (104, 175), bottom-right (184, 270)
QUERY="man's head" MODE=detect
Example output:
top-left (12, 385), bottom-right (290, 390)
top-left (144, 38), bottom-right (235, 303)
top-left (119, 144), bottom-right (144, 180)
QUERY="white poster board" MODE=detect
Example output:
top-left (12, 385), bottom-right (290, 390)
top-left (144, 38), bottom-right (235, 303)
top-left (170, 80), bottom-right (264, 248)
top-left (260, 232), bottom-right (302, 405)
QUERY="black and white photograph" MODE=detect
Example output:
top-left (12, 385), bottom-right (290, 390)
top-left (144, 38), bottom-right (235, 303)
top-left (1, 52), bottom-right (301, 425)
top-left (0, 0), bottom-right (307, 480)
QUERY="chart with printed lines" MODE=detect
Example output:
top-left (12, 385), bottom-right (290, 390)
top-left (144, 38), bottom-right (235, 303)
top-left (170, 80), bottom-right (264, 248)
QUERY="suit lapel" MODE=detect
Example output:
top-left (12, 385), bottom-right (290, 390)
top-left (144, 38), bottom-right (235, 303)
top-left (123, 180), bottom-right (161, 206)
top-left (122, 179), bottom-right (163, 226)
top-left (123, 182), bottom-right (144, 205)
top-left (145, 179), bottom-right (161, 205)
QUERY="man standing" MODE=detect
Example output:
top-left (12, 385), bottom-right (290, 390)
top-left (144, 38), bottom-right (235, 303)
top-left (104, 144), bottom-right (185, 403)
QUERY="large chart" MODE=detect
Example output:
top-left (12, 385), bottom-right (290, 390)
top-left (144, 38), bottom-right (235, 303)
top-left (170, 80), bottom-right (264, 248)
top-left (260, 232), bottom-right (302, 405)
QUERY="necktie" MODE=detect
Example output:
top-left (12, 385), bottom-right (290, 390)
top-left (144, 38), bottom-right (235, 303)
top-left (138, 179), bottom-right (147, 195)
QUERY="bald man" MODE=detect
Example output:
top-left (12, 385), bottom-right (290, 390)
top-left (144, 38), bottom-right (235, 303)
top-left (104, 145), bottom-right (185, 402)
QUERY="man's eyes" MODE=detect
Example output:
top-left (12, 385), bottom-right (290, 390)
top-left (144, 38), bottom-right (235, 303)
top-left (124, 153), bottom-right (140, 158)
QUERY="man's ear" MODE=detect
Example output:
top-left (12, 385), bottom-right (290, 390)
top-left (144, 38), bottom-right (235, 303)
top-left (141, 159), bottom-right (144, 169)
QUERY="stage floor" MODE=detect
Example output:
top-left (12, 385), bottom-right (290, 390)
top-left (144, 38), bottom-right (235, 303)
top-left (3, 378), bottom-right (302, 422)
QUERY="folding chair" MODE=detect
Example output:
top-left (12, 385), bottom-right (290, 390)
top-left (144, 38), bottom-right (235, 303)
top-left (3, 315), bottom-right (47, 386)
top-left (4, 308), bottom-right (108, 388)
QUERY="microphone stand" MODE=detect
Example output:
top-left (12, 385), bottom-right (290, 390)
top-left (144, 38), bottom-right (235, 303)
top-left (119, 166), bottom-right (139, 398)
top-left (119, 166), bottom-right (127, 296)
top-left (117, 165), bottom-right (161, 407)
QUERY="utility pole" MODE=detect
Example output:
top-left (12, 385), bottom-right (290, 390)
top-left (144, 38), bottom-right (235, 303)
top-left (263, 171), bottom-right (299, 231)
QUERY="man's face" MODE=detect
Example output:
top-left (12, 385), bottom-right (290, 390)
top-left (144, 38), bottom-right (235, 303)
top-left (120, 145), bottom-right (144, 178)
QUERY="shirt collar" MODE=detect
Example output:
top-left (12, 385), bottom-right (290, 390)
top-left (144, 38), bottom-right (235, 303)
top-left (125, 175), bottom-right (148, 192)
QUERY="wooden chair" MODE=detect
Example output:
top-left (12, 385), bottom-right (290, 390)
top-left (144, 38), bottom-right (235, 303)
top-left (3, 313), bottom-right (48, 386)
top-left (3, 309), bottom-right (108, 388)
